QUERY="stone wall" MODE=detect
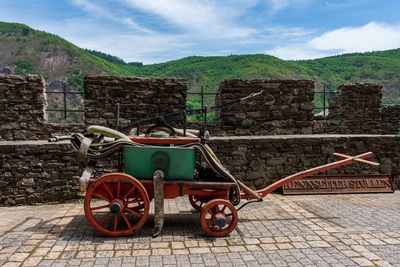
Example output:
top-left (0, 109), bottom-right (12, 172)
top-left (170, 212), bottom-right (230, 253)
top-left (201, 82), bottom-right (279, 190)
top-left (3, 75), bottom-right (398, 140)
top-left (0, 75), bottom-right (46, 140)
top-left (380, 105), bottom-right (400, 134)
top-left (215, 79), bottom-right (315, 135)
top-left (1, 135), bottom-right (398, 205)
top-left (208, 135), bottom-right (400, 190)
top-left (84, 76), bottom-right (187, 132)
top-left (314, 83), bottom-right (400, 134)
top-left (0, 74), bottom-right (84, 140)
top-left (0, 141), bottom-right (81, 205)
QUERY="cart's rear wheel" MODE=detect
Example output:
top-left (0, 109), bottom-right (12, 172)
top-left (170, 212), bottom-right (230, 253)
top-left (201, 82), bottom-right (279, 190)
top-left (84, 173), bottom-right (149, 237)
top-left (189, 195), bottom-right (213, 211)
top-left (200, 199), bottom-right (238, 237)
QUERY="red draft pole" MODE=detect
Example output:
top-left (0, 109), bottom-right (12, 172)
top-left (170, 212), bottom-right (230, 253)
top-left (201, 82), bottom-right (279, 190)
top-left (252, 152), bottom-right (378, 198)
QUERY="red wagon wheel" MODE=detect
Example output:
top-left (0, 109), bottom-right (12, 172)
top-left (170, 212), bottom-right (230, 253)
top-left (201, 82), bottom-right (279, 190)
top-left (189, 195), bottom-right (213, 211)
top-left (200, 199), bottom-right (238, 237)
top-left (84, 173), bottom-right (149, 237)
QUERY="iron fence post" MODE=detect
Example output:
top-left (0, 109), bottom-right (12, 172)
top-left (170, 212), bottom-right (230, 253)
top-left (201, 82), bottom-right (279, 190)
top-left (201, 86), bottom-right (204, 119)
top-left (116, 103), bottom-right (120, 131)
top-left (63, 85), bottom-right (67, 119)
top-left (323, 85), bottom-right (326, 117)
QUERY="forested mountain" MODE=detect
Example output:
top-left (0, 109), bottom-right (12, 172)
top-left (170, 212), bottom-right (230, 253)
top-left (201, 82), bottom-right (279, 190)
top-left (1, 21), bottom-right (400, 116)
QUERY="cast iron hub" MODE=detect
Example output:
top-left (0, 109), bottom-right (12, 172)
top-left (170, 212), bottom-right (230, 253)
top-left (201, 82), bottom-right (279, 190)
top-left (215, 213), bottom-right (226, 228)
top-left (110, 200), bottom-right (123, 214)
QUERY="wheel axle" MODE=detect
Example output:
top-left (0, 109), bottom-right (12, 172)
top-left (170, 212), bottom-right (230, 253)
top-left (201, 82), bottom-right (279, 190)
top-left (215, 213), bottom-right (226, 228)
top-left (110, 201), bottom-right (122, 213)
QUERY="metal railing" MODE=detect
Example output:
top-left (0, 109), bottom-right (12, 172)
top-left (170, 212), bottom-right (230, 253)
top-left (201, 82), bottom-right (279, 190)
top-left (46, 86), bottom-right (84, 122)
top-left (314, 86), bottom-right (334, 117)
top-left (187, 86), bottom-right (216, 113)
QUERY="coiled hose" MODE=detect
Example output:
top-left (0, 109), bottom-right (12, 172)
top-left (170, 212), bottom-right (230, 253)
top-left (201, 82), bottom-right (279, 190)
top-left (71, 125), bottom-right (241, 205)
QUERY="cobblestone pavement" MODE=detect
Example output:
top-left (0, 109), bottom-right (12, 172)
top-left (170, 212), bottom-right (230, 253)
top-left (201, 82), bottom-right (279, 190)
top-left (0, 192), bottom-right (399, 266)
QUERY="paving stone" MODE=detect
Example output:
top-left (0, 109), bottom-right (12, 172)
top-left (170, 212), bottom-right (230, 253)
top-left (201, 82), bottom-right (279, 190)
top-left (7, 252), bottom-right (29, 262)
top-left (211, 247), bottom-right (230, 253)
top-left (152, 248), bottom-right (171, 255)
top-left (245, 245), bottom-right (261, 251)
top-left (66, 259), bottom-right (81, 265)
top-left (44, 251), bottom-right (61, 260)
top-left (259, 237), bottom-right (275, 244)
top-left (172, 248), bottom-right (189, 255)
top-left (151, 242), bottom-right (170, 249)
top-left (171, 241), bottom-right (185, 249)
top-left (22, 256), bottom-right (43, 266)
top-left (228, 246), bottom-right (247, 252)
top-left (133, 242), bottom-right (150, 250)
top-left (213, 240), bottom-right (228, 247)
top-left (307, 241), bottom-right (331, 248)
top-left (75, 251), bottom-right (95, 258)
top-left (260, 244), bottom-right (278, 251)
top-left (1, 193), bottom-right (400, 266)
top-left (16, 245), bottom-right (35, 253)
top-left (276, 243), bottom-right (294, 249)
top-left (32, 247), bottom-right (51, 256)
top-left (96, 244), bottom-right (114, 250)
top-left (114, 250), bottom-right (131, 257)
top-left (351, 257), bottom-right (374, 266)
top-left (37, 259), bottom-right (54, 266)
top-left (189, 247), bottom-right (211, 254)
top-left (132, 250), bottom-right (151, 256)
top-left (184, 240), bottom-right (199, 248)
top-left (243, 238), bottom-right (260, 245)
top-left (2, 262), bottom-right (22, 267)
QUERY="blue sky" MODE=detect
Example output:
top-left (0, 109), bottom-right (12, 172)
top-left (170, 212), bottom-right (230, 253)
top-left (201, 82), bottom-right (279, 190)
top-left (1, 0), bottom-right (400, 64)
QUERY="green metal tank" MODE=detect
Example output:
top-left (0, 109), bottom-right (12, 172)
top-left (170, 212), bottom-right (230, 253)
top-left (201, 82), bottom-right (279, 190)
top-left (123, 146), bottom-right (196, 180)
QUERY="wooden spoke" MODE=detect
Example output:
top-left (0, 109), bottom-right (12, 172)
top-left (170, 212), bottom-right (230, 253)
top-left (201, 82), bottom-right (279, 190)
top-left (92, 193), bottom-right (110, 202)
top-left (117, 179), bottom-right (121, 198)
top-left (121, 212), bottom-right (132, 229)
top-left (125, 207), bottom-right (143, 217)
top-left (90, 204), bottom-right (110, 211)
top-left (206, 210), bottom-right (214, 217)
top-left (122, 185), bottom-right (136, 199)
top-left (113, 213), bottom-right (118, 232)
top-left (125, 199), bottom-right (142, 205)
top-left (98, 212), bottom-right (111, 226)
top-left (102, 183), bottom-right (114, 199)
top-left (221, 206), bottom-right (227, 213)
top-left (189, 195), bottom-right (213, 211)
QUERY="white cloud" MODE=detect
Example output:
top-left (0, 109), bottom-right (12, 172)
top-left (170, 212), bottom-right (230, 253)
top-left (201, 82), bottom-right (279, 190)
top-left (118, 0), bottom-right (256, 39)
top-left (268, 21), bottom-right (400, 60)
top-left (72, 33), bottom-right (190, 64)
top-left (267, 45), bottom-right (331, 60)
top-left (309, 22), bottom-right (400, 53)
top-left (268, 0), bottom-right (312, 13)
top-left (64, 0), bottom-right (317, 62)
top-left (70, 0), bottom-right (153, 33)
top-left (269, 0), bottom-right (290, 12)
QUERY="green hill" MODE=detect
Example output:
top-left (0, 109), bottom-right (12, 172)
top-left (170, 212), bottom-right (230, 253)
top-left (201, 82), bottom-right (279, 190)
top-left (1, 21), bottom-right (400, 121)
top-left (295, 51), bottom-right (400, 104)
top-left (0, 22), bottom-right (136, 91)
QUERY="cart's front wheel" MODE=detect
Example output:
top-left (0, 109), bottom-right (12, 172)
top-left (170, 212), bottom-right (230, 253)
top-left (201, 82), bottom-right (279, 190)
top-left (84, 173), bottom-right (149, 237)
top-left (200, 199), bottom-right (238, 237)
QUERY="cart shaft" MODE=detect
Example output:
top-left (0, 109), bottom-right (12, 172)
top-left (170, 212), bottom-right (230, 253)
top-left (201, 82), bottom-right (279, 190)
top-left (240, 152), bottom-right (379, 199)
